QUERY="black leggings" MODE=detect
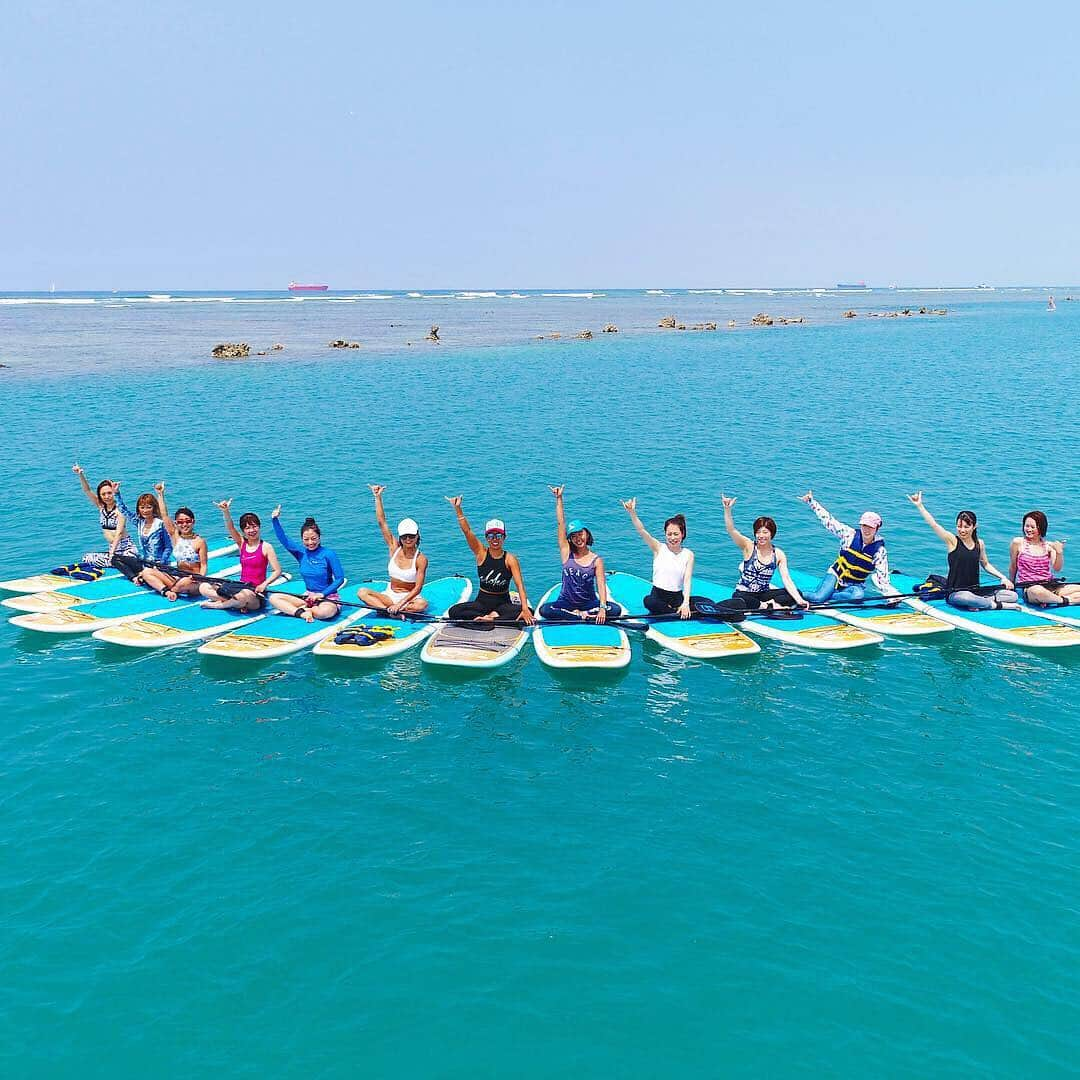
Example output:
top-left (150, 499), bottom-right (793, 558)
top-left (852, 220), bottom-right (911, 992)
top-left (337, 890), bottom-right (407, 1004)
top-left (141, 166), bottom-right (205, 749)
top-left (728, 587), bottom-right (796, 610)
top-left (538, 601), bottom-right (621, 621)
top-left (643, 586), bottom-right (711, 615)
top-left (448, 591), bottom-right (521, 622)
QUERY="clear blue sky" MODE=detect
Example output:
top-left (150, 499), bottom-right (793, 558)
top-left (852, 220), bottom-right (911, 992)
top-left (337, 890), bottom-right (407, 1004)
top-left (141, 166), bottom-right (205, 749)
top-left (3, 1), bottom-right (1078, 289)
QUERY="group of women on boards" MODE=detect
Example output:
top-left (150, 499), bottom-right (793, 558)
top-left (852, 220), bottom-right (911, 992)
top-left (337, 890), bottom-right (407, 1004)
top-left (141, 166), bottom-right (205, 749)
top-left (67, 463), bottom-right (1078, 626)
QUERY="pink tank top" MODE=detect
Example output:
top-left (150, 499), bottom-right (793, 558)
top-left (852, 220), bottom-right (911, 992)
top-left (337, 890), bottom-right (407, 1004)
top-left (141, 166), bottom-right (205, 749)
top-left (239, 540), bottom-right (270, 585)
top-left (1015, 540), bottom-right (1053, 585)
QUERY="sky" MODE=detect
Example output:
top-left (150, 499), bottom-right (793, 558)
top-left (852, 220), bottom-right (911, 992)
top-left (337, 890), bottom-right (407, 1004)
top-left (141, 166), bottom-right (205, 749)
top-left (2, 1), bottom-right (1079, 289)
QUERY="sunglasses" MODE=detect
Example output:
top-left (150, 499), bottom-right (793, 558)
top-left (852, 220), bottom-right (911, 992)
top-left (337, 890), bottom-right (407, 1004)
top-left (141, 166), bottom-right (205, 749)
top-left (176, 517), bottom-right (194, 525)
top-left (485, 531), bottom-right (505, 539)
top-left (399, 533), bottom-right (418, 541)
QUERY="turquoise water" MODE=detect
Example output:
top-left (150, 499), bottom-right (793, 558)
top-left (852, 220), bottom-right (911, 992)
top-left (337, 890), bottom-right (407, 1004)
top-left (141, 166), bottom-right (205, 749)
top-left (2, 295), bottom-right (1078, 1076)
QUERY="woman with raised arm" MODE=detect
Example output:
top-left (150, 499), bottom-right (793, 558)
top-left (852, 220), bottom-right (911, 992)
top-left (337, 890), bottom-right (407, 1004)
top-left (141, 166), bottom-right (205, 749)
top-left (539, 486), bottom-right (618, 623)
top-left (799, 489), bottom-right (896, 604)
top-left (199, 499), bottom-right (284, 612)
top-left (69, 463), bottom-right (138, 574)
top-left (136, 483), bottom-right (209, 600)
top-left (113, 483), bottom-right (173, 574)
top-left (444, 496), bottom-right (534, 625)
top-left (267, 506), bottom-right (345, 622)
top-left (1009, 510), bottom-right (1079, 606)
top-left (721, 495), bottom-right (808, 610)
top-left (621, 497), bottom-right (705, 619)
top-left (357, 485), bottom-right (429, 614)
top-left (907, 492), bottom-right (1018, 610)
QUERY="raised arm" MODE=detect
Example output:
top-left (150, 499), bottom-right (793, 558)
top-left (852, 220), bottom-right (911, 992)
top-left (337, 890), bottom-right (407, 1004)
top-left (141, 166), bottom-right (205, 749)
top-left (154, 482), bottom-right (177, 541)
top-left (369, 485), bottom-right (396, 551)
top-left (721, 495), bottom-right (753, 556)
top-left (505, 553), bottom-right (534, 624)
top-left (549, 485), bottom-right (570, 560)
top-left (215, 498), bottom-right (244, 547)
top-left (800, 490), bottom-right (854, 545)
top-left (906, 491), bottom-right (956, 549)
top-left (620, 498), bottom-right (660, 553)
top-left (978, 541), bottom-right (1013, 588)
top-left (270, 506), bottom-right (303, 559)
top-left (72, 463), bottom-right (100, 508)
top-left (444, 496), bottom-right (485, 559)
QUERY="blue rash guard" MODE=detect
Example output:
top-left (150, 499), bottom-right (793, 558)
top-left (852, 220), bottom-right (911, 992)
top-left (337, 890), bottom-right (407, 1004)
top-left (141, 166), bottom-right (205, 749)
top-left (272, 517), bottom-right (345, 596)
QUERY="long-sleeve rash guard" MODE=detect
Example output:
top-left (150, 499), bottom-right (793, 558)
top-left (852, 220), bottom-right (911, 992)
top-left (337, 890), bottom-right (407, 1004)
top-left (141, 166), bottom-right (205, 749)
top-left (272, 517), bottom-right (345, 596)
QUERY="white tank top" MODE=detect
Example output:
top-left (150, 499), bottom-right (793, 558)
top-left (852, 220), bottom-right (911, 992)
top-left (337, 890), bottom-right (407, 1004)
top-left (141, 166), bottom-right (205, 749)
top-left (653, 545), bottom-right (691, 592)
top-left (388, 549), bottom-right (418, 584)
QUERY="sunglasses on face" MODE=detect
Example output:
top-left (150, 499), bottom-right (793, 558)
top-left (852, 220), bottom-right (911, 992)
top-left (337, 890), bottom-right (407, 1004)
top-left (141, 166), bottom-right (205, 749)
top-left (485, 531), bottom-right (504, 540)
top-left (399, 533), bottom-right (418, 541)
top-left (176, 517), bottom-right (194, 525)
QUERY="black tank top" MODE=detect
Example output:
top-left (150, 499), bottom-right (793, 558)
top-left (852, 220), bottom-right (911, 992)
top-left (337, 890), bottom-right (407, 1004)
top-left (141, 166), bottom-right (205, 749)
top-left (477, 550), bottom-right (512, 594)
top-left (945, 540), bottom-right (980, 590)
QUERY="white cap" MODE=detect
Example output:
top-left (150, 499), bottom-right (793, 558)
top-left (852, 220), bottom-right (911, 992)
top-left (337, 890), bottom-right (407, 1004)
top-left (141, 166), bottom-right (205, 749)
top-left (397, 517), bottom-right (420, 537)
top-left (484, 518), bottom-right (506, 535)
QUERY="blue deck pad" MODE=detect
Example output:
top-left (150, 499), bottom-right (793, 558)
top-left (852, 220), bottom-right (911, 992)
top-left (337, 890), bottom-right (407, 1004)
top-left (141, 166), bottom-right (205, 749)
top-left (211, 583), bottom-right (374, 644)
top-left (344, 577), bottom-right (467, 642)
top-left (890, 573), bottom-right (1059, 631)
top-left (132, 580), bottom-right (307, 633)
top-left (605, 572), bottom-right (738, 640)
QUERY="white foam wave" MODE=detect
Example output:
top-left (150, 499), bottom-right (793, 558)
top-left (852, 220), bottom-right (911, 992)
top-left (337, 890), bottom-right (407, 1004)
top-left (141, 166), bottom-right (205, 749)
top-left (688, 289), bottom-right (725, 294)
top-left (508, 293), bottom-right (526, 298)
top-left (457, 291), bottom-right (499, 299)
top-left (541, 292), bottom-right (601, 298)
top-left (0, 297), bottom-right (97, 305)
top-left (645, 289), bottom-right (665, 295)
top-left (407, 292), bottom-right (423, 298)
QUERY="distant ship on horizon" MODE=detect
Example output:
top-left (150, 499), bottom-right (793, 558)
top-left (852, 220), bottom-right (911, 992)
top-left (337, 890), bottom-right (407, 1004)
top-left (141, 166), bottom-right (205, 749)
top-left (287, 282), bottom-right (329, 292)
top-left (836, 281), bottom-right (867, 289)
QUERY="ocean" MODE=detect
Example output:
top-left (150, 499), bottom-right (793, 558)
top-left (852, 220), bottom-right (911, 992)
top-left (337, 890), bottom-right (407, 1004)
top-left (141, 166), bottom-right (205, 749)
top-left (1, 288), bottom-right (1077, 1076)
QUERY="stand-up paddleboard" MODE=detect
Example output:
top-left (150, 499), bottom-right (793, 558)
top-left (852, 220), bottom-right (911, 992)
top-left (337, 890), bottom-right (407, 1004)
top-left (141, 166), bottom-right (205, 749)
top-left (91, 577), bottom-right (302, 649)
top-left (7, 554), bottom-right (243, 634)
top-left (531, 584), bottom-right (631, 670)
top-left (787, 569), bottom-right (952, 638)
top-left (420, 593), bottom-right (530, 669)
top-left (2, 543), bottom-right (237, 612)
top-left (196, 582), bottom-right (368, 660)
top-left (700, 576), bottom-right (883, 650)
top-left (605, 572), bottom-right (759, 660)
top-left (313, 576), bottom-right (471, 661)
top-left (891, 572), bottom-right (1080, 649)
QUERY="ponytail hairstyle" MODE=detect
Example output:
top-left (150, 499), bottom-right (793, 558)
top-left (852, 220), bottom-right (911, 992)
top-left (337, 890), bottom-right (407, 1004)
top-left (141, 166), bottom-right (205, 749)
top-left (752, 516), bottom-right (778, 539)
top-left (663, 513), bottom-right (687, 539)
top-left (301, 517), bottom-right (321, 540)
top-left (956, 510), bottom-right (978, 542)
top-left (1023, 510), bottom-right (1048, 540)
top-left (238, 512), bottom-right (261, 530)
top-left (96, 479), bottom-right (116, 505)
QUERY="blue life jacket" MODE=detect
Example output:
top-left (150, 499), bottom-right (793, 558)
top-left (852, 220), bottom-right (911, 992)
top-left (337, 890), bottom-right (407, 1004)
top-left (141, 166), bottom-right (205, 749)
top-left (830, 531), bottom-right (884, 586)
